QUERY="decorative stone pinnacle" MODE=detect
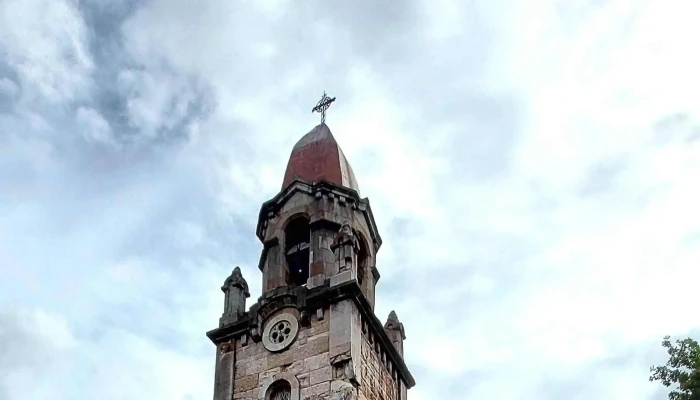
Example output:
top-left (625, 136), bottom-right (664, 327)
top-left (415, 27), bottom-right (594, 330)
top-left (387, 310), bottom-right (399, 324)
top-left (221, 266), bottom-right (250, 297)
top-left (384, 310), bottom-right (406, 340)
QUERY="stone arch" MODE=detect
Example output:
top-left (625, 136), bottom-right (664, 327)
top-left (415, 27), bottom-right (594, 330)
top-left (266, 378), bottom-right (291, 400)
top-left (259, 372), bottom-right (300, 400)
top-left (279, 211), bottom-right (311, 231)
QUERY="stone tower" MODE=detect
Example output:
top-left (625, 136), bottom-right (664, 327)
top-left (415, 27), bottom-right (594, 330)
top-left (206, 122), bottom-right (415, 400)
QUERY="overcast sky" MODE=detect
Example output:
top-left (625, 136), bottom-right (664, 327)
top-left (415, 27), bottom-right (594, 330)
top-left (1, 0), bottom-right (699, 399)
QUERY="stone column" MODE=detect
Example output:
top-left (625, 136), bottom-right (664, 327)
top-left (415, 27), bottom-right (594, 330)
top-left (329, 300), bottom-right (363, 388)
top-left (262, 240), bottom-right (286, 292)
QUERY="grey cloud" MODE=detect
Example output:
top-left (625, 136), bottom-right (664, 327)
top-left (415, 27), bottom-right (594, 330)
top-left (108, 0), bottom-right (521, 189)
top-left (0, 78), bottom-right (19, 112)
top-left (0, 310), bottom-right (74, 400)
top-left (653, 112), bottom-right (688, 143)
top-left (535, 338), bottom-right (682, 400)
top-left (653, 112), bottom-right (700, 145)
top-left (577, 154), bottom-right (628, 197)
top-left (0, 59), bottom-right (21, 113)
top-left (443, 94), bottom-right (523, 181)
top-left (320, 0), bottom-right (522, 183)
top-left (75, 0), bottom-right (215, 147)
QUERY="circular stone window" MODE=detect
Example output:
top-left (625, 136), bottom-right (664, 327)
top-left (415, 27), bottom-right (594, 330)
top-left (262, 312), bottom-right (299, 352)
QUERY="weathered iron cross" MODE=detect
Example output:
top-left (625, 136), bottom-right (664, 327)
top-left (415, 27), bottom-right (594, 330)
top-left (312, 91), bottom-right (336, 123)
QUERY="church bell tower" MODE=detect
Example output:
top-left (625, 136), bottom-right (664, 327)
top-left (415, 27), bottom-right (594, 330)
top-left (206, 96), bottom-right (415, 400)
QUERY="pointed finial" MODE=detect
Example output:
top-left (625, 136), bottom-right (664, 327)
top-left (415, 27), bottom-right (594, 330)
top-left (384, 310), bottom-right (406, 340)
top-left (387, 310), bottom-right (399, 324)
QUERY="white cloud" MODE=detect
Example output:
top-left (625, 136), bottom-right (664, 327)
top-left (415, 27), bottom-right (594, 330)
top-left (0, 78), bottom-right (19, 99)
top-left (76, 106), bottom-right (113, 145)
top-left (0, 0), bottom-right (93, 103)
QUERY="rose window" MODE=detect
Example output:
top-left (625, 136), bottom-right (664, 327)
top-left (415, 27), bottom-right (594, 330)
top-left (262, 312), bottom-right (299, 352)
top-left (269, 320), bottom-right (292, 344)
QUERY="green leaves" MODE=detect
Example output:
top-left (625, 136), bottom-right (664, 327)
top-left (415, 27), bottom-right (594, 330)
top-left (650, 336), bottom-right (700, 400)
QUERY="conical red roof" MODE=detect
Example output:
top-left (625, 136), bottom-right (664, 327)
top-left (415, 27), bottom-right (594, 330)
top-left (282, 123), bottom-right (359, 193)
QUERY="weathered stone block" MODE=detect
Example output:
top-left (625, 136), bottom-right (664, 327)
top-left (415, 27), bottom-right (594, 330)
top-left (310, 317), bottom-right (330, 336)
top-left (298, 327), bottom-right (309, 340)
top-left (233, 388), bottom-right (256, 399)
top-left (330, 270), bottom-right (353, 287)
top-left (307, 274), bottom-right (326, 289)
top-left (300, 381), bottom-right (330, 399)
top-left (237, 353), bottom-right (265, 376)
top-left (237, 342), bottom-right (262, 360)
top-left (310, 261), bottom-right (325, 276)
top-left (310, 366), bottom-right (333, 385)
top-left (267, 351), bottom-right (295, 369)
top-left (259, 367), bottom-right (281, 382)
top-left (330, 381), bottom-right (355, 400)
top-left (304, 353), bottom-right (330, 371)
top-left (297, 333), bottom-right (329, 359)
top-left (282, 359), bottom-right (305, 376)
top-left (234, 374), bottom-right (258, 393)
top-left (298, 372), bottom-right (310, 388)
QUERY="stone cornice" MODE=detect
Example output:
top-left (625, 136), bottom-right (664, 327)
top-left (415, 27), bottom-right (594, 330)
top-left (205, 281), bottom-right (415, 389)
top-left (255, 179), bottom-right (382, 252)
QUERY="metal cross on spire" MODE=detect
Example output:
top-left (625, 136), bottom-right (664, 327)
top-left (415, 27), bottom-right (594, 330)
top-left (311, 91), bottom-right (336, 124)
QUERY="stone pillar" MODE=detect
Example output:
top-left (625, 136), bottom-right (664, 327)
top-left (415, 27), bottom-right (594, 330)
top-left (220, 267), bottom-right (250, 326)
top-left (262, 242), bottom-right (286, 292)
top-left (383, 311), bottom-right (405, 357)
top-left (308, 225), bottom-right (336, 289)
top-left (213, 341), bottom-right (236, 400)
top-left (365, 266), bottom-right (380, 311)
top-left (329, 300), bottom-right (362, 388)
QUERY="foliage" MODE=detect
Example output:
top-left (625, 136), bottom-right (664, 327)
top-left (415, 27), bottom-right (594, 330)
top-left (650, 336), bottom-right (700, 400)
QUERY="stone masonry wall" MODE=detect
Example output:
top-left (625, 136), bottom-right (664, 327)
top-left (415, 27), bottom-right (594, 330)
top-left (232, 308), bottom-right (331, 399)
top-left (357, 331), bottom-right (398, 400)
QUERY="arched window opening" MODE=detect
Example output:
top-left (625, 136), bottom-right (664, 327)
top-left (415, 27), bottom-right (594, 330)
top-left (285, 217), bottom-right (310, 287)
top-left (267, 379), bottom-right (292, 400)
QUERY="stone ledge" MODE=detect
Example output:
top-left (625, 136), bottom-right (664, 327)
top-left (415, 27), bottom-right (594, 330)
top-left (255, 179), bottom-right (382, 252)
top-left (206, 280), bottom-right (415, 389)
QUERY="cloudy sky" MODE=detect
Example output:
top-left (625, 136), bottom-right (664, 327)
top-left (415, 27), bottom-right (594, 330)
top-left (1, 0), bottom-right (699, 399)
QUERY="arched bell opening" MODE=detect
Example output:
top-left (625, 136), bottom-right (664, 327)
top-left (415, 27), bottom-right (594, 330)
top-left (284, 216), bottom-right (310, 287)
